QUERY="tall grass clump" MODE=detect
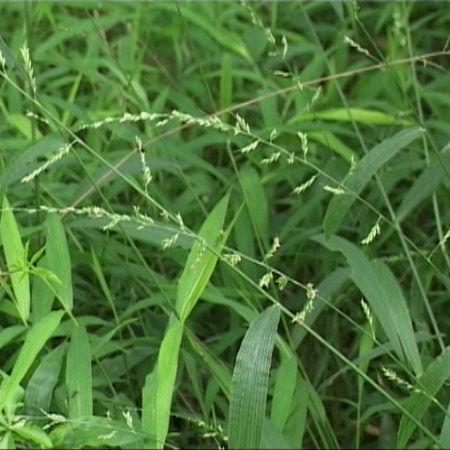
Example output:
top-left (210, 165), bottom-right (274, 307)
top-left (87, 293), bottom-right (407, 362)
top-left (0, 1), bottom-right (450, 448)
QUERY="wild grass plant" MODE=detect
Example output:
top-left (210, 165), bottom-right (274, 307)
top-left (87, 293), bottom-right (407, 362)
top-left (0, 1), bottom-right (450, 448)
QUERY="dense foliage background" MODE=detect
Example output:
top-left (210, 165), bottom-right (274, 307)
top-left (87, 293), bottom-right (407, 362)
top-left (1, 1), bottom-right (450, 448)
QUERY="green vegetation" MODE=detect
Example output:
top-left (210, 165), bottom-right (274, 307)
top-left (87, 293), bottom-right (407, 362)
top-left (0, 1), bottom-right (450, 448)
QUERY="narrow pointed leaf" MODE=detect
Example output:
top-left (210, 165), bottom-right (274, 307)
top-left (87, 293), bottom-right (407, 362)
top-left (66, 325), bottom-right (93, 418)
top-left (398, 347), bottom-right (450, 448)
top-left (0, 310), bottom-right (64, 409)
top-left (175, 192), bottom-right (229, 322)
top-left (1, 196), bottom-right (30, 323)
top-left (45, 212), bottom-right (73, 310)
top-left (314, 234), bottom-right (422, 376)
top-left (25, 344), bottom-right (66, 419)
top-left (142, 314), bottom-right (183, 449)
top-left (239, 167), bottom-right (269, 247)
top-left (323, 128), bottom-right (422, 238)
top-left (271, 357), bottom-right (297, 431)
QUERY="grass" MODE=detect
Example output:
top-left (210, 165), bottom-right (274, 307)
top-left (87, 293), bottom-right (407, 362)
top-left (0, 1), bottom-right (450, 448)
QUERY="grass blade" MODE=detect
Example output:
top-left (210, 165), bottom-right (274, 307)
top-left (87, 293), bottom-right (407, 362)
top-left (175, 192), bottom-right (229, 322)
top-left (0, 310), bottom-right (64, 410)
top-left (323, 128), bottom-right (422, 238)
top-left (229, 305), bottom-right (281, 449)
top-left (24, 344), bottom-right (66, 420)
top-left (291, 107), bottom-right (415, 125)
top-left (66, 324), bottom-right (93, 418)
top-left (45, 212), bottom-right (73, 311)
top-left (239, 167), bottom-right (269, 248)
top-left (1, 196), bottom-right (30, 323)
top-left (142, 314), bottom-right (183, 449)
top-left (271, 356), bottom-right (297, 431)
top-left (314, 234), bottom-right (422, 376)
top-left (440, 400), bottom-right (450, 448)
top-left (397, 347), bottom-right (450, 448)
top-left (284, 380), bottom-right (309, 448)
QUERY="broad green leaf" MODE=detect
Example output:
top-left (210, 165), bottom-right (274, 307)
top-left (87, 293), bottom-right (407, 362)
top-left (25, 344), bottom-right (66, 420)
top-left (66, 325), bottom-right (93, 418)
top-left (239, 167), bottom-right (269, 248)
top-left (0, 310), bottom-right (64, 410)
top-left (314, 234), bottom-right (422, 376)
top-left (229, 305), bottom-right (281, 449)
top-left (398, 346), bottom-right (450, 448)
top-left (1, 196), bottom-right (30, 323)
top-left (323, 128), bottom-right (422, 238)
top-left (175, 192), bottom-right (229, 322)
top-left (271, 357), bottom-right (297, 431)
top-left (45, 212), bottom-right (73, 311)
top-left (142, 314), bottom-right (183, 449)
top-left (291, 108), bottom-right (414, 126)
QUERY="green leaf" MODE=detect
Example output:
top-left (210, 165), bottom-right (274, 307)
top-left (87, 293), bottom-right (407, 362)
top-left (45, 212), bottom-right (73, 311)
top-left (291, 108), bottom-right (415, 126)
top-left (175, 192), bottom-right (229, 322)
top-left (440, 399), bottom-right (450, 448)
top-left (220, 53), bottom-right (232, 110)
top-left (229, 305), bottom-right (281, 449)
top-left (239, 167), bottom-right (269, 248)
top-left (66, 325), bottom-right (93, 418)
top-left (323, 128), bottom-right (422, 238)
top-left (12, 422), bottom-right (53, 448)
top-left (398, 346), bottom-right (450, 448)
top-left (31, 256), bottom-right (55, 322)
top-left (50, 416), bottom-right (143, 448)
top-left (284, 380), bottom-right (309, 448)
top-left (0, 431), bottom-right (15, 449)
top-left (271, 357), bottom-right (297, 431)
top-left (261, 417), bottom-right (292, 449)
top-left (1, 196), bottom-right (30, 323)
top-left (314, 234), bottom-right (422, 376)
top-left (142, 314), bottom-right (184, 449)
top-left (0, 310), bottom-right (64, 410)
top-left (0, 326), bottom-right (26, 352)
top-left (25, 344), bottom-right (66, 420)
